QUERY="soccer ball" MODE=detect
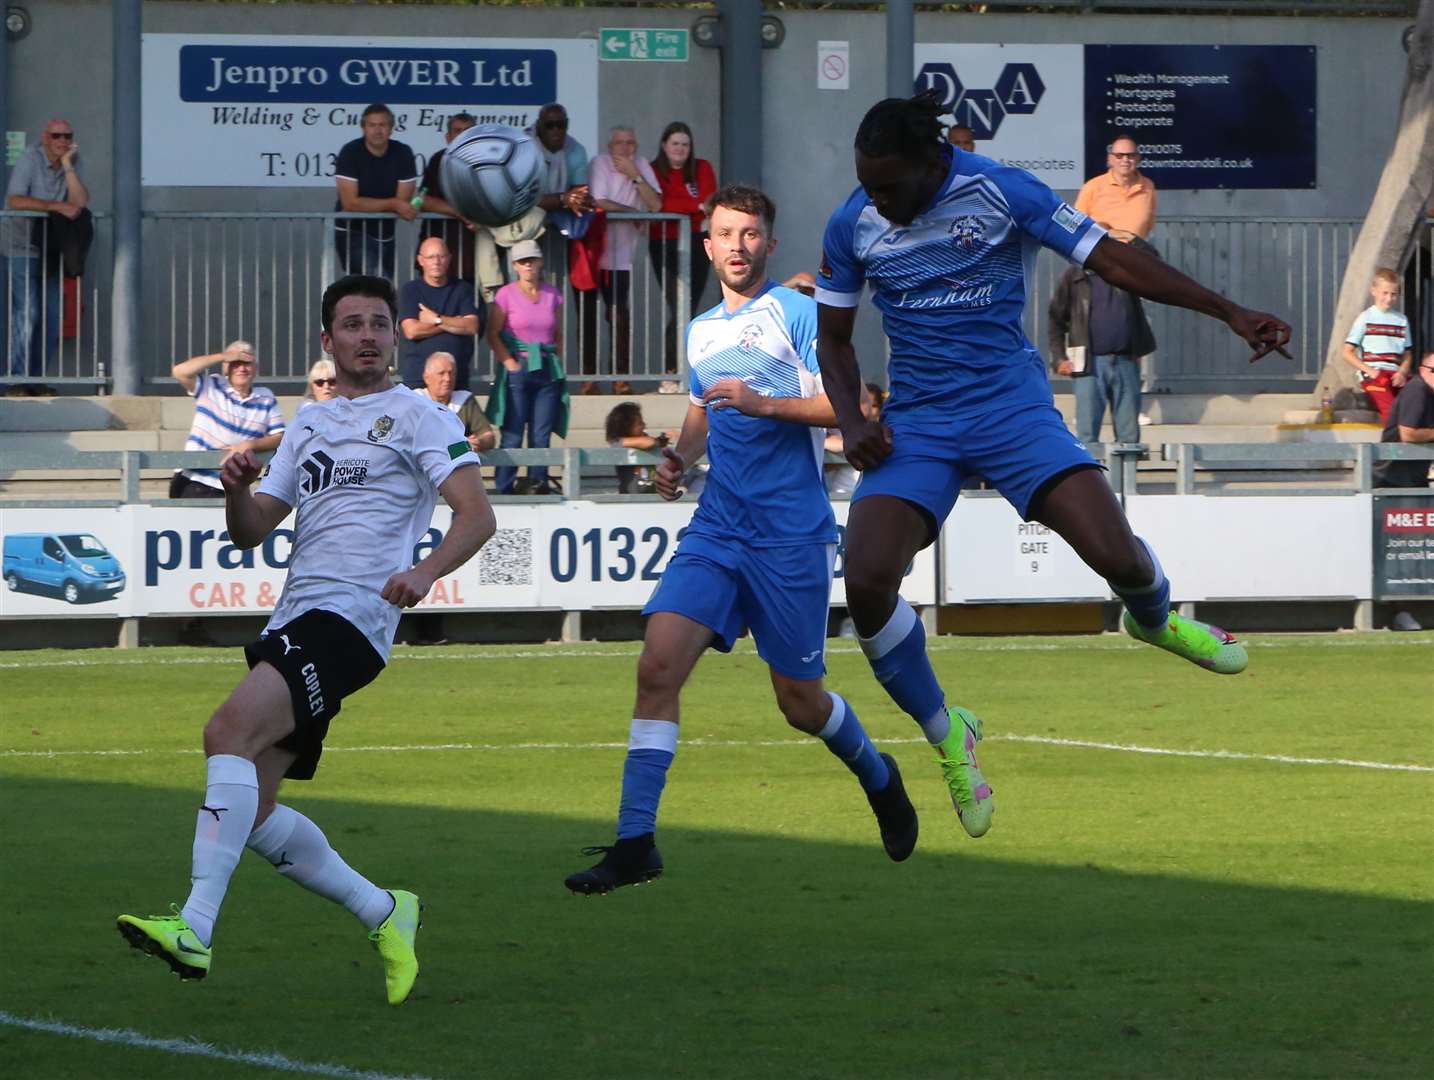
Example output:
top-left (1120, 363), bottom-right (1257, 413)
top-left (439, 124), bottom-right (544, 228)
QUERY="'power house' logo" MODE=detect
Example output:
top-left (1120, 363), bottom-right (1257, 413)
top-left (914, 62), bottom-right (1046, 140)
top-left (299, 450), bottom-right (369, 495)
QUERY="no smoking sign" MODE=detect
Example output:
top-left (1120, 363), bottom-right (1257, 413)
top-left (818, 41), bottom-right (849, 90)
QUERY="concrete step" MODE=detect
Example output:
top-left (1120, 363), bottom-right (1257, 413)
top-left (1048, 392), bottom-right (1312, 426)
top-left (0, 430), bottom-right (168, 453)
top-left (0, 398), bottom-right (126, 433)
top-left (1274, 423), bottom-right (1383, 444)
top-left (1283, 408), bottom-right (1379, 425)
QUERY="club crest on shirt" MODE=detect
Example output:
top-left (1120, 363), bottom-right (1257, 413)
top-left (738, 323), bottom-right (765, 352)
top-left (949, 215), bottom-right (983, 249)
top-left (365, 414), bottom-right (395, 443)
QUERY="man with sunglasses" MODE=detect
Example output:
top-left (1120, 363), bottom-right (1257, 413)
top-left (4, 120), bottom-right (88, 391)
top-left (529, 104), bottom-right (593, 220)
top-left (1375, 352), bottom-right (1434, 489)
top-left (170, 341), bottom-right (286, 498)
top-left (1075, 132), bottom-right (1157, 243)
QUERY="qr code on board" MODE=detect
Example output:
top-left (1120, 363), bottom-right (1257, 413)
top-left (478, 528), bottom-right (533, 586)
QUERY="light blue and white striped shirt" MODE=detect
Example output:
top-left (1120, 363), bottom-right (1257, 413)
top-left (180, 372), bottom-right (285, 489)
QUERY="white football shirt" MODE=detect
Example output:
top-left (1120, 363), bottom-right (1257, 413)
top-left (257, 384), bottom-right (480, 660)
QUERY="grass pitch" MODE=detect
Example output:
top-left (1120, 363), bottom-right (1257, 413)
top-left (1, 632), bottom-right (1431, 1079)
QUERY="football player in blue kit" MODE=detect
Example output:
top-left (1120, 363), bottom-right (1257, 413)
top-left (816, 95), bottom-right (1293, 839)
top-left (565, 184), bottom-right (920, 894)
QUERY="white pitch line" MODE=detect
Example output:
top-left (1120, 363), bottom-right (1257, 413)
top-left (0, 1010), bottom-right (437, 1080)
top-left (3, 732), bottom-right (1429, 774)
top-left (0, 633), bottom-right (1427, 671)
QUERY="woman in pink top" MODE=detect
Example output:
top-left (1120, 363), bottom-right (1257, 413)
top-left (485, 240), bottom-right (569, 495)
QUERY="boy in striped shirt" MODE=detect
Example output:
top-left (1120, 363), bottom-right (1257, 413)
top-left (1343, 268), bottom-right (1414, 421)
top-left (170, 341), bottom-right (285, 498)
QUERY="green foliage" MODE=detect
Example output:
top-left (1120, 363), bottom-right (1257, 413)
top-left (2, 633), bottom-right (1431, 1078)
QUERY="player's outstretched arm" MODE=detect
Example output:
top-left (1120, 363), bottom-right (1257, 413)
top-left (221, 450), bottom-right (291, 549)
top-left (381, 465), bottom-right (496, 608)
top-left (817, 303), bottom-right (891, 470)
top-left (1084, 237), bottom-right (1292, 363)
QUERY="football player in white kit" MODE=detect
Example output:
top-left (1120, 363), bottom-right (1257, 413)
top-left (118, 275), bottom-right (496, 1005)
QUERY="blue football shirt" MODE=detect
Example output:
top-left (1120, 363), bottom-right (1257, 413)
top-left (818, 146), bottom-right (1105, 412)
top-left (685, 282), bottom-right (837, 547)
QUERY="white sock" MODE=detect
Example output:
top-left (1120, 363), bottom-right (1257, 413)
top-left (246, 804), bottom-right (394, 931)
top-left (181, 754), bottom-right (259, 947)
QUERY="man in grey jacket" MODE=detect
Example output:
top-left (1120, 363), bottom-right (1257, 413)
top-left (1048, 235), bottom-right (1158, 445)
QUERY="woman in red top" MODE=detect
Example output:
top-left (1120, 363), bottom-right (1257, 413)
top-left (648, 121), bottom-right (717, 381)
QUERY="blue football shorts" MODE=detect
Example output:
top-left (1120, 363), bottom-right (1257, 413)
top-left (642, 532), bottom-right (837, 681)
top-left (852, 395), bottom-right (1100, 534)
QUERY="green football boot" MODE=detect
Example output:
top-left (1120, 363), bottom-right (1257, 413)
top-left (934, 707), bottom-right (994, 838)
top-left (369, 890), bottom-right (422, 1005)
top-left (117, 904), bottom-right (211, 980)
top-left (1124, 610), bottom-right (1247, 675)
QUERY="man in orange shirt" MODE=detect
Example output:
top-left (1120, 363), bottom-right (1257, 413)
top-left (1075, 133), bottom-right (1156, 241)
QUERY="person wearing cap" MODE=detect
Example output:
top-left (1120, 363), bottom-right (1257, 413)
top-left (169, 340), bottom-right (285, 498)
top-left (398, 236), bottom-right (482, 390)
top-left (485, 238), bottom-right (569, 495)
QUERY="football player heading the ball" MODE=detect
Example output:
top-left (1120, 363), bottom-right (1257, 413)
top-left (565, 184), bottom-right (920, 896)
top-left (117, 275), bottom-right (496, 1005)
top-left (816, 94), bottom-right (1291, 838)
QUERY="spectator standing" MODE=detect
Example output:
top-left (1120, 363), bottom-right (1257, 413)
top-left (169, 341), bottom-right (285, 498)
top-left (417, 351), bottom-right (496, 453)
top-left (1374, 352), bottom-right (1434, 489)
top-left (530, 103), bottom-right (593, 225)
top-left (486, 240), bottom-right (568, 494)
top-left (417, 112), bottom-right (479, 283)
top-left (333, 104), bottom-right (420, 279)
top-left (1048, 236), bottom-right (1159, 445)
top-left (946, 125), bottom-right (976, 153)
top-left (648, 122), bottom-right (718, 387)
top-left (1343, 268), bottom-right (1414, 421)
top-left (398, 237), bottom-right (481, 390)
top-left (5, 119), bottom-right (88, 389)
top-left (1074, 133), bottom-right (1157, 242)
top-left (304, 358), bottom-right (338, 402)
top-left (585, 126), bottom-right (662, 388)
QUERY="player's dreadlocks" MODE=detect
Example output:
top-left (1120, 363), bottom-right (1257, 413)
top-left (854, 90), bottom-right (947, 163)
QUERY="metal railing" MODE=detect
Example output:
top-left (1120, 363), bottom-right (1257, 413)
top-left (140, 211), bottom-right (693, 391)
top-left (0, 209), bottom-right (112, 388)
top-left (3, 443), bottom-right (1431, 507)
top-left (0, 208), bottom-right (1400, 395)
top-left (1030, 217), bottom-right (1362, 389)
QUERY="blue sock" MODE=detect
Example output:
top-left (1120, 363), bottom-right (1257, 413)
top-left (816, 693), bottom-right (890, 793)
top-left (1114, 537), bottom-right (1171, 631)
top-left (616, 719), bottom-right (678, 840)
top-left (859, 598), bottom-right (950, 745)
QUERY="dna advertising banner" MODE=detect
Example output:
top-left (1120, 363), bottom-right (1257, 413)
top-left (3, 502), bottom-right (935, 619)
top-left (913, 44), bottom-right (1087, 191)
top-left (1082, 45), bottom-right (1317, 191)
top-left (912, 43), bottom-right (1316, 191)
top-left (141, 34), bottom-right (599, 187)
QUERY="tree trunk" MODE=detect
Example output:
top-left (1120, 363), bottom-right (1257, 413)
top-left (1317, 1), bottom-right (1434, 407)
